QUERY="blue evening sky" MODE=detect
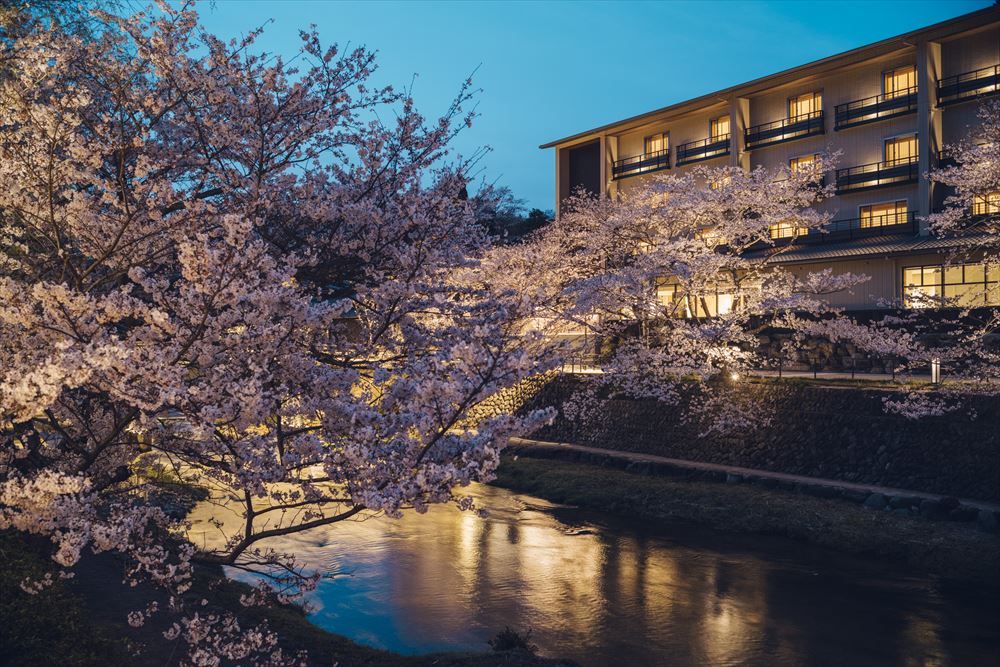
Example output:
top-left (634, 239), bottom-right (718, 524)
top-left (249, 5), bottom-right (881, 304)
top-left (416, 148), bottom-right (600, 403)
top-left (197, 0), bottom-right (992, 212)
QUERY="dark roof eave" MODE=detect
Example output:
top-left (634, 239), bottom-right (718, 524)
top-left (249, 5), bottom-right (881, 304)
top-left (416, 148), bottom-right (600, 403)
top-left (750, 233), bottom-right (989, 265)
top-left (539, 5), bottom-right (1000, 150)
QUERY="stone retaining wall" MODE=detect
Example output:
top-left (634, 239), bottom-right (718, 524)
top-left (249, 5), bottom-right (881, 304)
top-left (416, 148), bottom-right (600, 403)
top-left (517, 375), bottom-right (1000, 502)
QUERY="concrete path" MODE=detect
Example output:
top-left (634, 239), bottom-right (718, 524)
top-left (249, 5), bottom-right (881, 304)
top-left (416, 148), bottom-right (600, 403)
top-left (508, 436), bottom-right (1000, 512)
top-left (561, 365), bottom-right (934, 383)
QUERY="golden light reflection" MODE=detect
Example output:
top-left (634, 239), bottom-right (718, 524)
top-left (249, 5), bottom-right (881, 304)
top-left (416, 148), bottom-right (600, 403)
top-left (185, 483), bottom-right (987, 665)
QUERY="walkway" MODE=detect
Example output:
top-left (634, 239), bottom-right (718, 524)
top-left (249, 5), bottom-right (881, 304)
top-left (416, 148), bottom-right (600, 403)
top-left (560, 365), bottom-right (935, 383)
top-left (507, 436), bottom-right (1000, 512)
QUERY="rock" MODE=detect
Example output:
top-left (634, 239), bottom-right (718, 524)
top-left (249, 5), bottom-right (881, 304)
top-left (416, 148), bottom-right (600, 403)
top-left (948, 508), bottom-right (978, 522)
top-left (889, 496), bottom-right (920, 509)
top-left (892, 508), bottom-right (910, 517)
top-left (863, 493), bottom-right (888, 510)
top-left (842, 489), bottom-right (869, 503)
top-left (919, 499), bottom-right (945, 519)
top-left (978, 510), bottom-right (999, 533)
top-left (938, 496), bottom-right (961, 511)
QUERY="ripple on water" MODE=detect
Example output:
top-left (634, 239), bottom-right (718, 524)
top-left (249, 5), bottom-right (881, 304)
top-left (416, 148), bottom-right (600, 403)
top-left (206, 483), bottom-right (1000, 667)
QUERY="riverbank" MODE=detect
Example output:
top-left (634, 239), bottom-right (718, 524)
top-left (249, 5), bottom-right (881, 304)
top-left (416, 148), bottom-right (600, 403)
top-left (491, 455), bottom-right (1000, 586)
top-left (0, 528), bottom-right (574, 666)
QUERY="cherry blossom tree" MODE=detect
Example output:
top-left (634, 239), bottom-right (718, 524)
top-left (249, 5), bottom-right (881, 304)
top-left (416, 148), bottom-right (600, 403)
top-left (484, 158), bottom-right (872, 433)
top-left (758, 101), bottom-right (1000, 418)
top-left (0, 2), bottom-right (554, 662)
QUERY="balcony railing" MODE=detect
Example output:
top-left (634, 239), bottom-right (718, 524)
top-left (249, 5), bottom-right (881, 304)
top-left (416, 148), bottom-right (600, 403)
top-left (835, 156), bottom-right (919, 193)
top-left (936, 149), bottom-right (956, 168)
top-left (771, 211), bottom-right (917, 247)
top-left (937, 64), bottom-right (1000, 106)
top-left (744, 111), bottom-right (824, 150)
top-left (675, 134), bottom-right (730, 166)
top-left (835, 88), bottom-right (918, 130)
top-left (612, 148), bottom-right (670, 180)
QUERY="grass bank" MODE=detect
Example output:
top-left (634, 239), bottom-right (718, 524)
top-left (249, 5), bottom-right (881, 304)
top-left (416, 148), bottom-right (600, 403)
top-left (492, 455), bottom-right (1000, 586)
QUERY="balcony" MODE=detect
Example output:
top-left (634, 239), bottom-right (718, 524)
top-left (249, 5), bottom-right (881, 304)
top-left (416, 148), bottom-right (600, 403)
top-left (834, 88), bottom-right (917, 130)
top-left (835, 156), bottom-right (918, 193)
top-left (612, 148), bottom-right (670, 180)
top-left (771, 212), bottom-right (917, 247)
top-left (744, 111), bottom-right (824, 150)
top-left (937, 64), bottom-right (1000, 106)
top-left (675, 134), bottom-right (730, 166)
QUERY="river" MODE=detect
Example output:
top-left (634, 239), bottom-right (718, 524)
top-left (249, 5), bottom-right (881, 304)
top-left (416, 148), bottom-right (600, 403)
top-left (188, 483), bottom-right (999, 666)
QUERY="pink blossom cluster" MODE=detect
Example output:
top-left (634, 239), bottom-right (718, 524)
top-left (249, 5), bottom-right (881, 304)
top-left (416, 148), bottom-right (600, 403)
top-left (0, 2), bottom-right (556, 663)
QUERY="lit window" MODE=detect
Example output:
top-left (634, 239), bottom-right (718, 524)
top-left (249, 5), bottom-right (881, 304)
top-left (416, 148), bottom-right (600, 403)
top-left (769, 220), bottom-right (808, 239)
top-left (860, 200), bottom-right (908, 228)
top-left (649, 191), bottom-right (669, 207)
top-left (709, 175), bottom-right (732, 190)
top-left (789, 92), bottom-right (822, 119)
top-left (656, 277), bottom-right (738, 318)
top-left (644, 133), bottom-right (667, 155)
top-left (973, 191), bottom-right (1000, 215)
top-left (696, 226), bottom-right (725, 245)
top-left (883, 66), bottom-right (916, 98)
top-left (884, 135), bottom-right (917, 165)
top-left (789, 154), bottom-right (817, 173)
top-left (903, 262), bottom-right (1000, 308)
top-left (710, 115), bottom-right (730, 139)
top-left (640, 132), bottom-right (669, 173)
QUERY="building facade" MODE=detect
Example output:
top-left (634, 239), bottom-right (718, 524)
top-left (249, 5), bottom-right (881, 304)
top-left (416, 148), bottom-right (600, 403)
top-left (541, 6), bottom-right (1000, 312)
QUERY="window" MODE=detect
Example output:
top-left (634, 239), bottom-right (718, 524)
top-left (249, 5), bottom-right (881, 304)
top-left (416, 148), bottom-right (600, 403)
top-left (709, 175), bottom-right (732, 190)
top-left (883, 65), bottom-right (916, 98)
top-left (769, 220), bottom-right (809, 239)
top-left (710, 115), bottom-right (730, 139)
top-left (789, 92), bottom-right (822, 119)
top-left (903, 262), bottom-right (1000, 308)
top-left (860, 200), bottom-right (908, 228)
top-left (973, 191), bottom-right (1000, 215)
top-left (656, 277), bottom-right (737, 318)
top-left (884, 134), bottom-right (917, 165)
top-left (695, 226), bottom-right (724, 245)
top-left (789, 154), bottom-right (818, 174)
top-left (644, 132), bottom-right (667, 155)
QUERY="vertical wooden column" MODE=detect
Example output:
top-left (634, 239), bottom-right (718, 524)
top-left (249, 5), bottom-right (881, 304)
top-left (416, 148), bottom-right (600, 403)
top-left (917, 39), bottom-right (942, 234)
top-left (730, 96), bottom-right (751, 171)
top-left (605, 135), bottom-right (619, 200)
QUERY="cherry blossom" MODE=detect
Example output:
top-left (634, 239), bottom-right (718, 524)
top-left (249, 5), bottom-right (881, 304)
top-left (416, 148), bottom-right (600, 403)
top-left (0, 2), bottom-right (555, 663)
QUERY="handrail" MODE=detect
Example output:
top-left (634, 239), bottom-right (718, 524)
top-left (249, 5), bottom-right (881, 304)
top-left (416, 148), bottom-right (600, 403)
top-left (835, 156), bottom-right (919, 193)
top-left (937, 64), bottom-right (1000, 106)
top-left (675, 134), bottom-right (730, 166)
top-left (612, 148), bottom-right (670, 179)
top-left (768, 212), bottom-right (917, 246)
top-left (834, 87), bottom-right (918, 130)
top-left (825, 210), bottom-right (915, 233)
top-left (744, 110), bottom-right (824, 149)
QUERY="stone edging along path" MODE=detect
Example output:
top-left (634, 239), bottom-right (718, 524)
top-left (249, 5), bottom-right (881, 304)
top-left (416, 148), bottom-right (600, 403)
top-left (506, 436), bottom-right (1000, 529)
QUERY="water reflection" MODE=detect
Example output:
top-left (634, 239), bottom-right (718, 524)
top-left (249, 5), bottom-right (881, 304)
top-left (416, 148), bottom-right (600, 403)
top-left (188, 485), bottom-right (999, 666)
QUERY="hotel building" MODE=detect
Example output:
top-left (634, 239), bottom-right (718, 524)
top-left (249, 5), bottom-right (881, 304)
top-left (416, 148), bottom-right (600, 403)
top-left (541, 5), bottom-right (1000, 312)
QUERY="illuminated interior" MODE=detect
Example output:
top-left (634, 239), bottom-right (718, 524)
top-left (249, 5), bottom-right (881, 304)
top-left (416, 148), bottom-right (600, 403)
top-left (883, 65), bottom-right (916, 97)
top-left (788, 91), bottom-right (822, 118)
top-left (860, 200), bottom-right (908, 227)
top-left (769, 220), bottom-right (809, 239)
top-left (884, 134), bottom-right (918, 164)
top-left (710, 115), bottom-right (730, 138)
top-left (789, 154), bottom-right (818, 174)
top-left (656, 278), bottom-right (737, 318)
top-left (973, 191), bottom-right (1000, 215)
top-left (903, 262), bottom-right (1000, 307)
